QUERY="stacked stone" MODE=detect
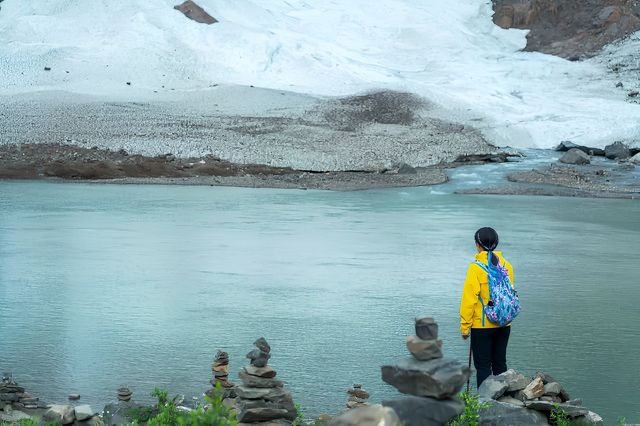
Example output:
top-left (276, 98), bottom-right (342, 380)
top-left (380, 316), bottom-right (469, 426)
top-left (207, 350), bottom-right (236, 399)
top-left (117, 386), bottom-right (133, 402)
top-left (234, 337), bottom-right (297, 424)
top-left (0, 375), bottom-right (45, 411)
top-left (346, 384), bottom-right (369, 409)
top-left (478, 370), bottom-right (603, 425)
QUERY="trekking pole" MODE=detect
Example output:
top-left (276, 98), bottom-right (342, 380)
top-left (466, 344), bottom-right (472, 393)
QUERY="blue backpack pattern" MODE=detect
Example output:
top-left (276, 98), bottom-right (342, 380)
top-left (474, 255), bottom-right (521, 327)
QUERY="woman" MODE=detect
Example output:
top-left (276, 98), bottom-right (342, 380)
top-left (460, 227), bottom-right (514, 388)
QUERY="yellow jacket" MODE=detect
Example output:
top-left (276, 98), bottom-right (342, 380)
top-left (459, 251), bottom-right (514, 335)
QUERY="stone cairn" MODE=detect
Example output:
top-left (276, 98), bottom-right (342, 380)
top-left (1, 373), bottom-right (44, 411)
top-left (346, 384), bottom-right (370, 409)
top-left (117, 386), bottom-right (133, 402)
top-left (234, 337), bottom-right (297, 424)
top-left (380, 316), bottom-right (469, 426)
top-left (477, 370), bottom-right (604, 425)
top-left (207, 350), bottom-right (236, 399)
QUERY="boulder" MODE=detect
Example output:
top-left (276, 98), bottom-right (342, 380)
top-left (415, 317), bottom-right (438, 340)
top-left (479, 401), bottom-right (549, 425)
top-left (397, 163), bottom-right (417, 174)
top-left (245, 365), bottom-right (277, 378)
top-left (405, 336), bottom-right (443, 361)
top-left (44, 404), bottom-right (76, 425)
top-left (173, 1), bottom-right (217, 24)
top-left (238, 370), bottom-right (283, 388)
top-left (382, 395), bottom-right (463, 426)
top-left (574, 410), bottom-right (604, 425)
top-left (543, 382), bottom-right (562, 396)
top-left (523, 401), bottom-right (588, 417)
top-left (522, 377), bottom-right (545, 400)
top-left (560, 148), bottom-right (590, 165)
top-left (498, 369), bottom-right (529, 392)
top-left (236, 397), bottom-right (296, 422)
top-left (478, 375), bottom-right (509, 400)
top-left (496, 396), bottom-right (524, 407)
top-left (235, 386), bottom-right (288, 400)
top-left (381, 357), bottom-right (470, 399)
top-left (74, 404), bottom-right (96, 421)
top-left (605, 141), bottom-right (631, 160)
top-left (555, 141), bottom-right (605, 156)
top-left (630, 153), bottom-right (640, 165)
top-left (0, 393), bottom-right (19, 402)
top-left (329, 405), bottom-right (402, 426)
top-left (81, 416), bottom-right (106, 426)
top-left (237, 407), bottom-right (290, 423)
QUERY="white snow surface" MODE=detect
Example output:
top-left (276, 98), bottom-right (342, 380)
top-left (1, 0), bottom-right (639, 149)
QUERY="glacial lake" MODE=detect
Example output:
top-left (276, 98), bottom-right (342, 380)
top-left (1, 181), bottom-right (639, 423)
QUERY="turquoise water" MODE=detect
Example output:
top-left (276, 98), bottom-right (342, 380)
top-left (1, 181), bottom-right (639, 422)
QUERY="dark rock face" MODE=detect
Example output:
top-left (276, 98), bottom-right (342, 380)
top-left (492, 0), bottom-right (640, 58)
top-left (173, 1), bottom-right (217, 24)
top-left (382, 395), bottom-right (464, 426)
top-left (605, 141), bottom-right (631, 160)
top-left (560, 148), bottom-right (591, 165)
top-left (381, 357), bottom-right (469, 399)
top-left (555, 141), bottom-right (605, 156)
top-left (479, 401), bottom-right (550, 425)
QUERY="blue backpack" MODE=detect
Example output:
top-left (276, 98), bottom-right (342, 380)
top-left (474, 255), bottom-right (521, 327)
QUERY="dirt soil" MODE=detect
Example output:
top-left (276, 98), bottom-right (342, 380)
top-left (492, 0), bottom-right (640, 58)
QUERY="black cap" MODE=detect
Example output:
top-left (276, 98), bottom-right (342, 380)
top-left (474, 227), bottom-right (499, 251)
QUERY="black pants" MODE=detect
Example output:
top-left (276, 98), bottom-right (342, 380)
top-left (470, 326), bottom-right (510, 388)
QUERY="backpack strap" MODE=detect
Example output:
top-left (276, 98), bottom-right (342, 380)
top-left (473, 260), bottom-right (489, 327)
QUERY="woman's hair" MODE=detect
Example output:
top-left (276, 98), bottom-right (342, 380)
top-left (475, 227), bottom-right (499, 266)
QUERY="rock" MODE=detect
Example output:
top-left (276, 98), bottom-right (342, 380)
top-left (238, 370), bottom-right (283, 388)
top-left (560, 148), bottom-right (591, 165)
top-left (555, 141), bottom-right (605, 156)
top-left (173, 0), bottom-right (218, 24)
top-left (237, 407), bottom-right (290, 423)
top-left (74, 405), bottom-right (95, 421)
top-left (246, 349), bottom-right (271, 368)
top-left (478, 375), bottom-right (509, 400)
top-left (69, 393), bottom-right (81, 400)
top-left (102, 402), bottom-right (143, 426)
top-left (629, 91), bottom-right (640, 97)
top-left (630, 153), bottom-right (640, 165)
top-left (83, 416), bottom-right (106, 426)
top-left (498, 369), bottom-right (529, 392)
top-left (347, 388), bottom-right (370, 399)
top-left (605, 141), bottom-right (631, 160)
top-left (396, 163), bottom-right (417, 174)
top-left (543, 382), bottom-right (562, 396)
top-left (575, 411), bottom-right (604, 425)
top-left (245, 365), bottom-right (277, 378)
top-left (522, 377), bottom-right (545, 400)
top-left (383, 395), bottom-right (463, 426)
top-left (381, 357), bottom-right (470, 399)
top-left (0, 410), bottom-right (31, 423)
top-left (415, 317), bottom-right (438, 340)
top-left (329, 405), bottom-right (402, 426)
top-left (254, 337), bottom-right (271, 353)
top-left (566, 399), bottom-right (583, 406)
top-left (479, 401), bottom-right (549, 425)
top-left (0, 393), bottom-right (19, 402)
top-left (540, 395), bottom-right (561, 403)
top-left (405, 336), bottom-right (443, 361)
top-left (496, 396), bottom-right (524, 407)
top-left (523, 401), bottom-right (588, 417)
top-left (44, 404), bottom-right (76, 425)
top-left (235, 385), bottom-right (288, 400)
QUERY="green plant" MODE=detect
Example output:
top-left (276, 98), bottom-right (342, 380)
top-left (144, 383), bottom-right (236, 426)
top-left (447, 391), bottom-right (491, 426)
top-left (617, 417), bottom-right (627, 425)
top-left (292, 402), bottom-right (304, 426)
top-left (550, 404), bottom-right (571, 426)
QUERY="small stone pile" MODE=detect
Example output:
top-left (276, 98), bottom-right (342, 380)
top-left (478, 370), bottom-right (604, 425)
top-left (0, 374), bottom-right (44, 410)
top-left (381, 316), bottom-right (469, 426)
top-left (207, 350), bottom-right (236, 399)
top-left (234, 337), bottom-right (297, 424)
top-left (346, 384), bottom-right (369, 409)
top-left (117, 386), bottom-right (133, 402)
